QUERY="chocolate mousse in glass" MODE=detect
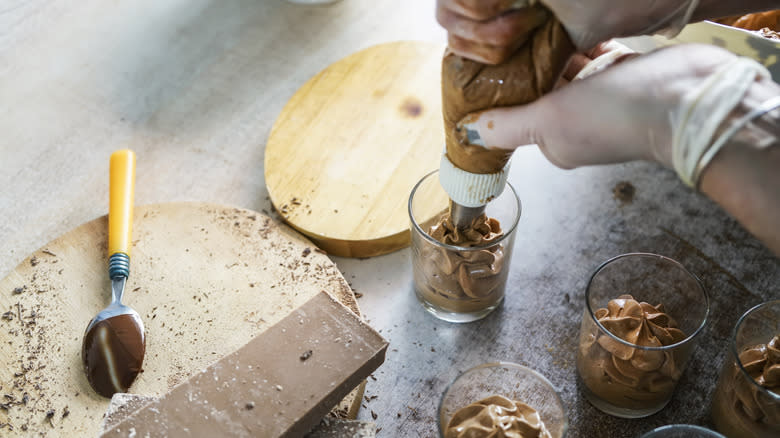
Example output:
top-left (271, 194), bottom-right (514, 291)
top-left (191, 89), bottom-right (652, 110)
top-left (711, 300), bottom-right (780, 438)
top-left (408, 171), bottom-right (520, 323)
top-left (439, 362), bottom-right (567, 438)
top-left (576, 253), bottom-right (709, 418)
top-left (640, 424), bottom-right (725, 438)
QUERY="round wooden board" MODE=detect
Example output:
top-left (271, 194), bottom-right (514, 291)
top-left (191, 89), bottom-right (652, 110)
top-left (0, 203), bottom-right (363, 436)
top-left (265, 41), bottom-right (450, 258)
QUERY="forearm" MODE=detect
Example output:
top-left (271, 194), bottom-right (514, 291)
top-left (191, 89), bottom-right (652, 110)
top-left (700, 143), bottom-right (780, 255)
top-left (698, 77), bottom-right (780, 256)
top-left (693, 0), bottom-right (780, 21)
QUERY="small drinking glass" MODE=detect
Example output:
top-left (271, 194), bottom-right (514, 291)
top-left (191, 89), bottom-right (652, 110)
top-left (285, 0), bottom-right (342, 4)
top-left (408, 170), bottom-right (520, 323)
top-left (576, 253), bottom-right (709, 418)
top-left (439, 362), bottom-right (567, 438)
top-left (711, 300), bottom-right (780, 438)
top-left (639, 424), bottom-right (725, 438)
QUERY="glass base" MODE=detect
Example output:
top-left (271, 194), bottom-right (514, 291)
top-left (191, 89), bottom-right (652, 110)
top-left (579, 377), bottom-right (670, 419)
top-left (416, 294), bottom-right (503, 323)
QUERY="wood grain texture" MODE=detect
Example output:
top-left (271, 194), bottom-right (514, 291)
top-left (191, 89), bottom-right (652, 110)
top-left (0, 203), bottom-right (362, 436)
top-left (265, 41), bottom-right (448, 258)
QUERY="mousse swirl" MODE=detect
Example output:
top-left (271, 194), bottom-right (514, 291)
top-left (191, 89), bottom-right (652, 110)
top-left (417, 213), bottom-right (506, 313)
top-left (578, 295), bottom-right (687, 409)
top-left (429, 212), bottom-right (503, 248)
top-left (445, 395), bottom-right (552, 438)
top-left (712, 334), bottom-right (780, 437)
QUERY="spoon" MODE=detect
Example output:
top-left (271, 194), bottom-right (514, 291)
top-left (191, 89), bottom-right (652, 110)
top-left (82, 149), bottom-right (146, 398)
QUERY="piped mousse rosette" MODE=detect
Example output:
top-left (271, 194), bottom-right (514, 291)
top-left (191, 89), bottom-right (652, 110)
top-left (712, 334), bottom-right (780, 438)
top-left (415, 212), bottom-right (506, 313)
top-left (577, 294), bottom-right (688, 410)
top-left (444, 395), bottom-right (552, 438)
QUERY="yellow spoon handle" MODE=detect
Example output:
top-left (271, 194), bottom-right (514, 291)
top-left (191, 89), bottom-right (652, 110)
top-left (108, 150), bottom-right (136, 258)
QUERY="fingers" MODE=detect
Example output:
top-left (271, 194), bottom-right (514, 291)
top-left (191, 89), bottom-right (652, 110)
top-left (462, 102), bottom-right (576, 169)
top-left (573, 41), bottom-right (637, 80)
top-left (447, 34), bottom-right (523, 65)
top-left (444, 0), bottom-right (526, 21)
top-left (562, 53), bottom-right (592, 81)
top-left (437, 6), bottom-right (548, 47)
top-left (458, 105), bottom-right (542, 151)
top-left (436, 0), bottom-right (548, 64)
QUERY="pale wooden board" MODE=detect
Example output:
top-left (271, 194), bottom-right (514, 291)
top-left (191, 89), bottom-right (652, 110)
top-left (265, 41), bottom-right (450, 258)
top-left (0, 203), bottom-right (363, 436)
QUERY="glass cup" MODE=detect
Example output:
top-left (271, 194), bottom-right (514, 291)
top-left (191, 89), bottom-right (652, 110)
top-left (439, 362), bottom-right (567, 438)
top-left (409, 170), bottom-right (521, 323)
top-left (285, 0), bottom-right (342, 4)
top-left (711, 300), bottom-right (780, 438)
top-left (639, 424), bottom-right (726, 438)
top-left (576, 253), bottom-right (709, 418)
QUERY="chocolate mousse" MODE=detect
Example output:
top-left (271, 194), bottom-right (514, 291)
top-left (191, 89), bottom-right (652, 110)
top-left (712, 334), bottom-right (780, 438)
top-left (414, 212), bottom-right (507, 314)
top-left (577, 295), bottom-right (687, 411)
top-left (441, 6), bottom-right (574, 175)
top-left (444, 395), bottom-right (552, 438)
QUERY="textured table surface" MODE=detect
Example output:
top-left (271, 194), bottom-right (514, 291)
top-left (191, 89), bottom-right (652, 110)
top-left (1, 1), bottom-right (778, 437)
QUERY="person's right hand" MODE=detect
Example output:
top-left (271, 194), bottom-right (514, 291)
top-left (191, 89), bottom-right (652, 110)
top-left (436, 0), bottom-right (698, 63)
top-left (459, 43), bottom-right (738, 170)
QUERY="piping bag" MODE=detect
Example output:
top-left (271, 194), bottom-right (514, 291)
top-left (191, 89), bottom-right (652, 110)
top-left (440, 1), bottom-right (575, 228)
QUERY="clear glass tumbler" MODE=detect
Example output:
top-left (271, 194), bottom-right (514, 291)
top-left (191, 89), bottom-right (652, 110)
top-left (409, 170), bottom-right (520, 323)
top-left (639, 424), bottom-right (725, 438)
top-left (711, 300), bottom-right (780, 438)
top-left (576, 253), bottom-right (709, 418)
top-left (285, 0), bottom-right (342, 4)
top-left (439, 362), bottom-right (567, 438)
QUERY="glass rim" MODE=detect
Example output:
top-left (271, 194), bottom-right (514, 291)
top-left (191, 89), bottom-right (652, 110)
top-left (585, 253), bottom-right (710, 351)
top-left (437, 361), bottom-right (566, 438)
top-left (640, 424), bottom-right (725, 437)
top-left (408, 170), bottom-right (521, 252)
top-left (730, 299), bottom-right (780, 400)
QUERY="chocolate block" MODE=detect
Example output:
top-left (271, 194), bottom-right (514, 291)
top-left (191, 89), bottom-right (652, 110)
top-left (100, 291), bottom-right (388, 437)
top-left (101, 395), bottom-right (377, 438)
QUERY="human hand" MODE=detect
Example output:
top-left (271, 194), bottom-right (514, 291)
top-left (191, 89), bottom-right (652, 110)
top-left (458, 43), bottom-right (738, 170)
top-left (435, 0), bottom-right (551, 64)
top-left (436, 0), bottom-right (698, 62)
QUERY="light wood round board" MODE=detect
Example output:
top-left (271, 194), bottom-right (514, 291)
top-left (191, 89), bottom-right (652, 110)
top-left (0, 203), bottom-right (364, 436)
top-left (265, 41), bottom-right (450, 258)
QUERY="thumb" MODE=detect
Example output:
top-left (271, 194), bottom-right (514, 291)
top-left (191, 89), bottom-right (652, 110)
top-left (457, 104), bottom-right (542, 150)
top-left (457, 99), bottom-right (575, 169)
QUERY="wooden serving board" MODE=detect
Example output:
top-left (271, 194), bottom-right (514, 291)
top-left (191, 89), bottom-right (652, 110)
top-left (0, 203), bottom-right (364, 436)
top-left (265, 41), bottom-right (449, 258)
